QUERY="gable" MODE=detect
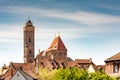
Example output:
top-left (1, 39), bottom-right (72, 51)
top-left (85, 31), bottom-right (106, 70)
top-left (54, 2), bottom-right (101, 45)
top-left (10, 70), bottom-right (33, 80)
top-left (88, 65), bottom-right (95, 73)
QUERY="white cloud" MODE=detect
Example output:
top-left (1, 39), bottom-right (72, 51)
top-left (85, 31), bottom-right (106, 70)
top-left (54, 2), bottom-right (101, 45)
top-left (0, 23), bottom-right (120, 43)
top-left (1, 6), bottom-right (120, 26)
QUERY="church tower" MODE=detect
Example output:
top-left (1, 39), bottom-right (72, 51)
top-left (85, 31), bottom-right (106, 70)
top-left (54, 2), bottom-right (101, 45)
top-left (23, 19), bottom-right (35, 63)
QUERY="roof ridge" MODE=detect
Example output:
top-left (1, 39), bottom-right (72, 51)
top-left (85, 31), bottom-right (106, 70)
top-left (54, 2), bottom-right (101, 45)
top-left (105, 52), bottom-right (120, 61)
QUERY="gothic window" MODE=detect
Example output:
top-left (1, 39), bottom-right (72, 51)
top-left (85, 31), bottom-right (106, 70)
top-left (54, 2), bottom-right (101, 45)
top-left (29, 38), bottom-right (31, 43)
top-left (113, 64), bottom-right (119, 73)
top-left (30, 50), bottom-right (31, 54)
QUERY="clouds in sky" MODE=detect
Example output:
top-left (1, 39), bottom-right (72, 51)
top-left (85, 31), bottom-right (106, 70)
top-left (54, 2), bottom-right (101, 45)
top-left (0, 5), bottom-right (120, 44)
top-left (1, 6), bottom-right (120, 25)
top-left (0, 0), bottom-right (120, 66)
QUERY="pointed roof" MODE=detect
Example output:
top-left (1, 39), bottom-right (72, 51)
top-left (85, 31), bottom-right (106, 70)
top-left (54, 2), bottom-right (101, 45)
top-left (105, 52), bottom-right (120, 62)
top-left (48, 36), bottom-right (67, 51)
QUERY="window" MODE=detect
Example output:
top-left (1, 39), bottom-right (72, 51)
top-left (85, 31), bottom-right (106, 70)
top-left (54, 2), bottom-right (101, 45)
top-left (29, 50), bottom-right (31, 54)
top-left (51, 63), bottom-right (54, 66)
top-left (29, 38), bottom-right (31, 43)
top-left (113, 64), bottom-right (119, 73)
top-left (41, 62), bottom-right (44, 68)
top-left (17, 74), bottom-right (19, 77)
top-left (61, 62), bottom-right (65, 69)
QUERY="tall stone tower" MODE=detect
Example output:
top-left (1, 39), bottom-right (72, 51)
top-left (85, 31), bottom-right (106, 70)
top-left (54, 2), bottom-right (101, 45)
top-left (23, 19), bottom-right (35, 63)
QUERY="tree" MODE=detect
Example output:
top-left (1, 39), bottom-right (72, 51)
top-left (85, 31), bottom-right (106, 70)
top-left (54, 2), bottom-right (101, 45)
top-left (52, 67), bottom-right (89, 80)
top-left (38, 68), bottom-right (56, 80)
top-left (38, 67), bottom-right (114, 80)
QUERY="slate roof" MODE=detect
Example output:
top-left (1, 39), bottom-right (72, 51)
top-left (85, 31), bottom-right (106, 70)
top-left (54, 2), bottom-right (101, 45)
top-left (105, 52), bottom-right (120, 62)
top-left (48, 36), bottom-right (67, 51)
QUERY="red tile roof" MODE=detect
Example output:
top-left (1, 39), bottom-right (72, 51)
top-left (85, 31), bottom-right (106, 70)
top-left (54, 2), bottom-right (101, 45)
top-left (75, 59), bottom-right (92, 64)
top-left (48, 36), bottom-right (67, 51)
top-left (2, 62), bottom-right (37, 80)
top-left (105, 52), bottom-right (120, 62)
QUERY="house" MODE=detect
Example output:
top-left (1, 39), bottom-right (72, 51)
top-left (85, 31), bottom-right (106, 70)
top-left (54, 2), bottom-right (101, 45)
top-left (105, 52), bottom-right (120, 76)
top-left (36, 35), bottom-right (68, 69)
top-left (68, 58), bottom-right (98, 72)
top-left (10, 69), bottom-right (36, 80)
top-left (2, 62), bottom-right (37, 80)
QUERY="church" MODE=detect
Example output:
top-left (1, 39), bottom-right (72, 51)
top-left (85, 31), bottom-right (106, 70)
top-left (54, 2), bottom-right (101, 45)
top-left (1, 20), bottom-right (100, 80)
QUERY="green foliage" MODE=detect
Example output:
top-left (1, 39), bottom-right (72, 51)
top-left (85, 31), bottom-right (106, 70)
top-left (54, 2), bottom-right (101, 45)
top-left (52, 67), bottom-right (89, 80)
top-left (88, 70), bottom-right (113, 80)
top-left (38, 68), bottom-right (57, 80)
top-left (38, 67), bottom-right (114, 80)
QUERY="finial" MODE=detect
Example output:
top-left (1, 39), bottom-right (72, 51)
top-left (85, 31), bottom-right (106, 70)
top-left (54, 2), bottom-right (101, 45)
top-left (58, 31), bottom-right (60, 36)
top-left (38, 49), bottom-right (40, 53)
top-left (90, 58), bottom-right (92, 62)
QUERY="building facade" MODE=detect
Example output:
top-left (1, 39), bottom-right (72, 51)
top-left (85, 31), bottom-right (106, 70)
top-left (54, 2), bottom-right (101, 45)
top-left (105, 52), bottom-right (120, 76)
top-left (36, 36), bottom-right (68, 69)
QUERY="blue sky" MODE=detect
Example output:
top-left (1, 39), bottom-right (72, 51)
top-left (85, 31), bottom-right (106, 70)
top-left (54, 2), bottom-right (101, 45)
top-left (0, 0), bottom-right (120, 66)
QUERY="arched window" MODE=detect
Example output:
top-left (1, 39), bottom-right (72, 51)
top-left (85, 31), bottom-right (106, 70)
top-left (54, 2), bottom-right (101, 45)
top-left (29, 38), bottom-right (31, 43)
top-left (29, 50), bottom-right (31, 54)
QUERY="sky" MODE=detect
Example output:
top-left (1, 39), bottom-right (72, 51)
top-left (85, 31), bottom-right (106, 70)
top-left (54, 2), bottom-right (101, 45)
top-left (0, 0), bottom-right (120, 67)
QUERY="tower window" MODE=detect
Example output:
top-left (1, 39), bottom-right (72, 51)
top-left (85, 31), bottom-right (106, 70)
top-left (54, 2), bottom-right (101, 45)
top-left (29, 38), bottom-right (31, 43)
top-left (30, 50), bottom-right (32, 54)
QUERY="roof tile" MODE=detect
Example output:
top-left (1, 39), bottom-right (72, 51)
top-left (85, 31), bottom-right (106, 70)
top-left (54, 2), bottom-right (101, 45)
top-left (48, 36), bottom-right (67, 51)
